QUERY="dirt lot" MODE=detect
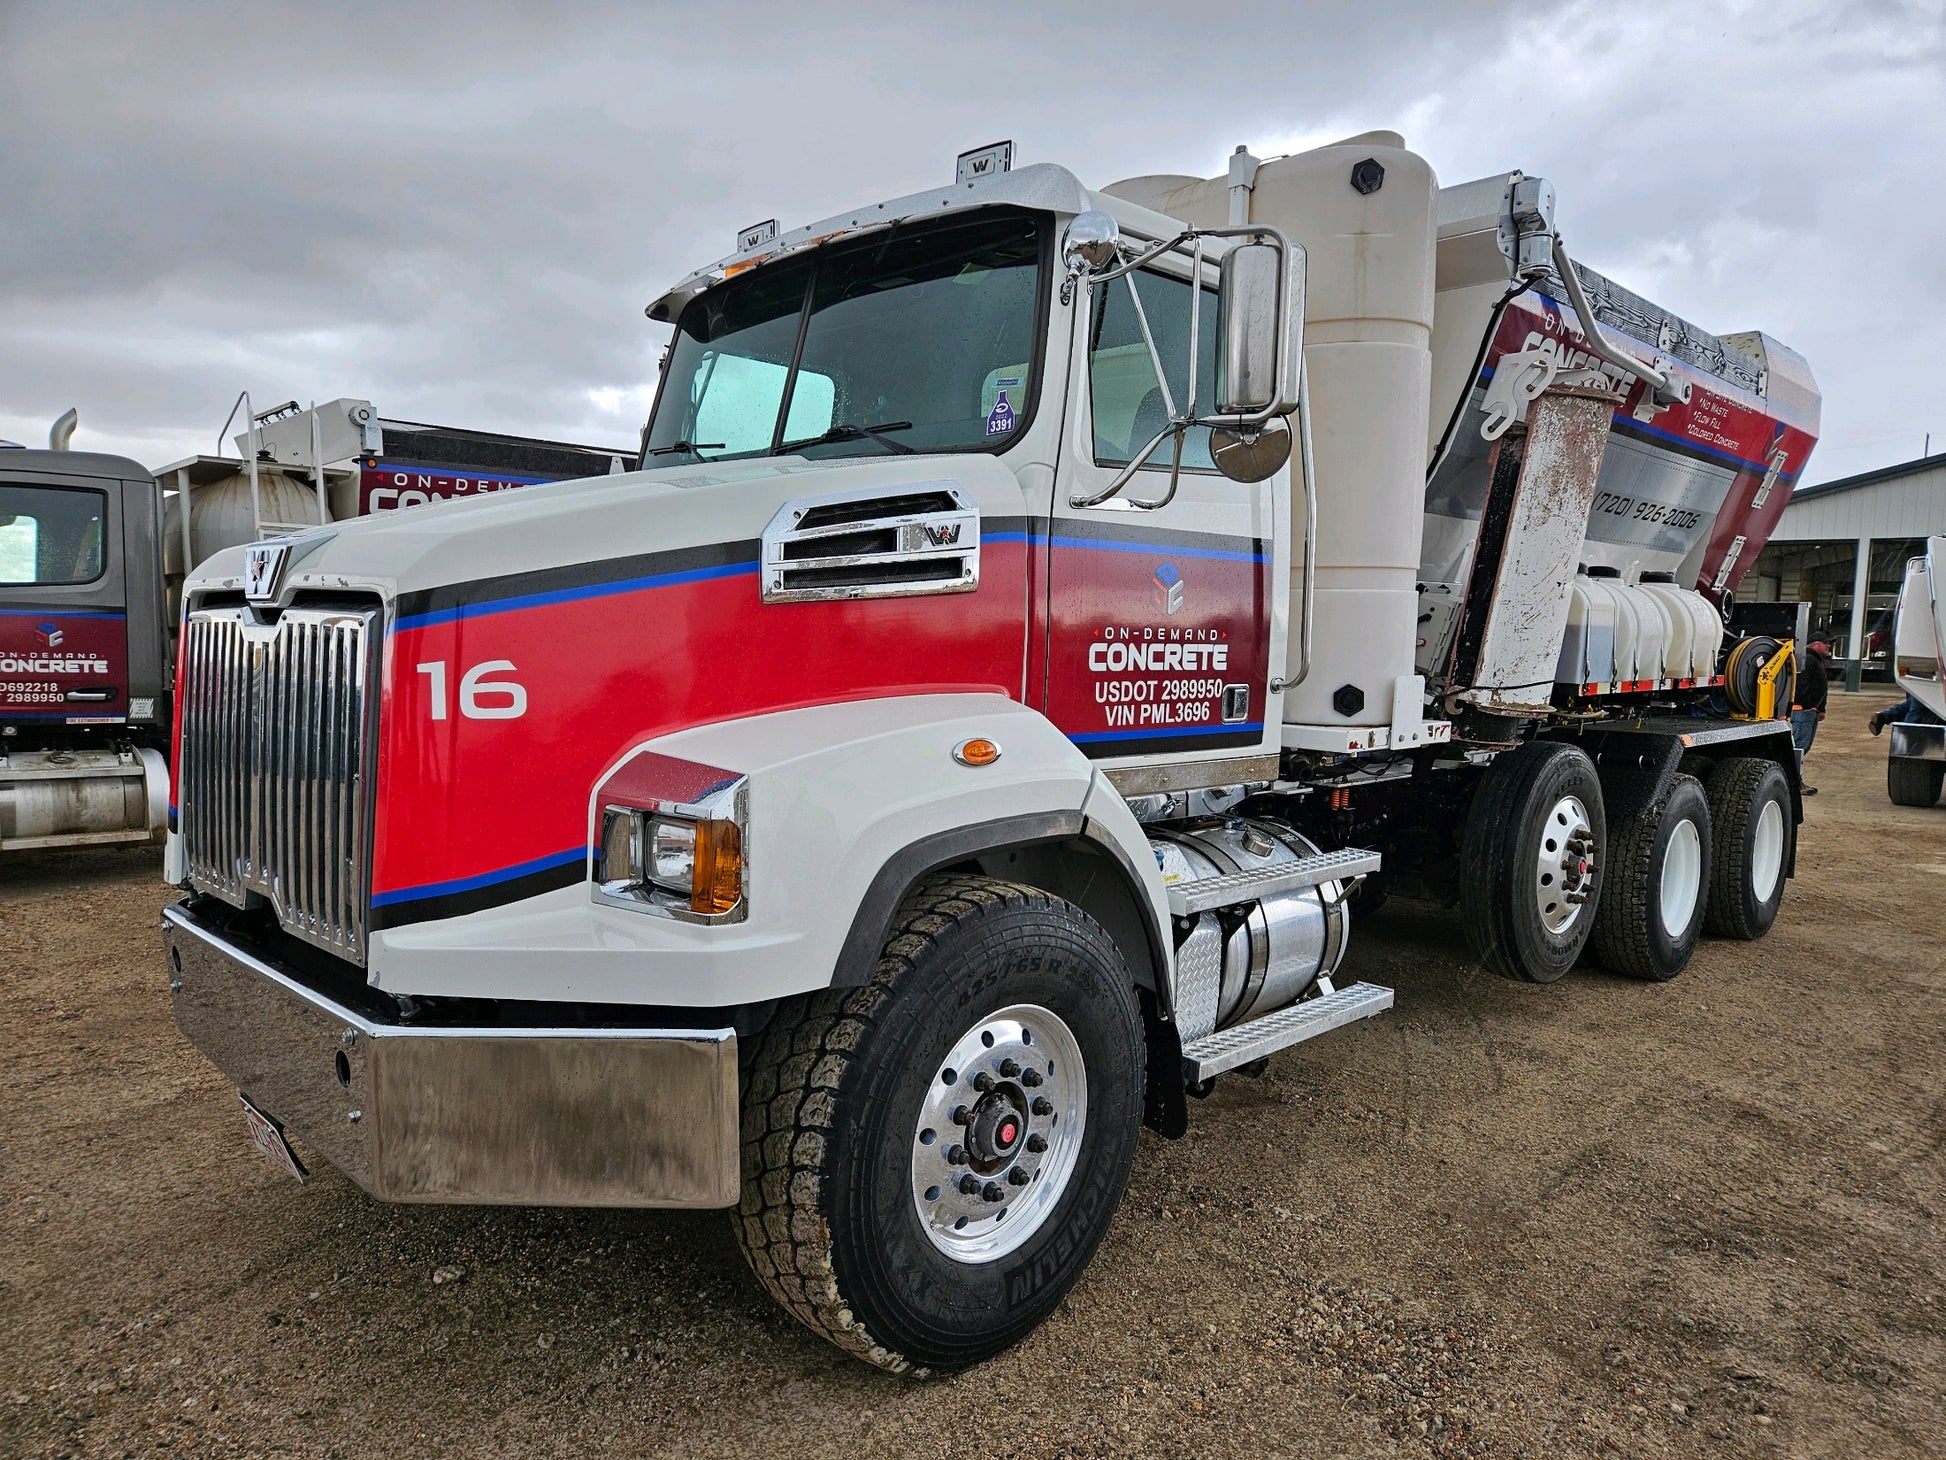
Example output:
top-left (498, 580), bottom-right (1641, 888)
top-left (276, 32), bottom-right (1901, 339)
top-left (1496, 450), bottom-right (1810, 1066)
top-left (2, 695), bottom-right (1941, 1459)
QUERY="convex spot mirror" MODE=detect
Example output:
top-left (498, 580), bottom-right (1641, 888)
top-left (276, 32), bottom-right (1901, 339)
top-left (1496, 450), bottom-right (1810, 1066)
top-left (1209, 420), bottom-right (1292, 484)
top-left (1217, 241), bottom-right (1282, 416)
top-left (1062, 211), bottom-right (1121, 277)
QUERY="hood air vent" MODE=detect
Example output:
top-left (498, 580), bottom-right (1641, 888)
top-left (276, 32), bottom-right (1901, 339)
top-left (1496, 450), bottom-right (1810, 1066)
top-left (761, 483), bottom-right (981, 604)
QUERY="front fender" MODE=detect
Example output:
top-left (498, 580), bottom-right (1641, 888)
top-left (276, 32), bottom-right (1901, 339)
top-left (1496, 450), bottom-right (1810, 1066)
top-left (372, 693), bottom-right (1168, 1008)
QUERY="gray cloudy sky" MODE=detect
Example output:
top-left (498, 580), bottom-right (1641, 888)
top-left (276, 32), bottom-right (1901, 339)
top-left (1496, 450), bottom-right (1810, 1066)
top-left (2, 0), bottom-right (1940, 483)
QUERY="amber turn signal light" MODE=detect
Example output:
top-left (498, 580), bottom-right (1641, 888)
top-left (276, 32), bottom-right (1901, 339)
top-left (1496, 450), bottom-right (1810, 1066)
top-left (692, 817), bottom-right (744, 915)
top-left (952, 737), bottom-right (1002, 767)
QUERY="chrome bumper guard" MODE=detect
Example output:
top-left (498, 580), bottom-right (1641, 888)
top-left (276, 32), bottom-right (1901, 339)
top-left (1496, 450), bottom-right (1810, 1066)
top-left (162, 905), bottom-right (740, 1208)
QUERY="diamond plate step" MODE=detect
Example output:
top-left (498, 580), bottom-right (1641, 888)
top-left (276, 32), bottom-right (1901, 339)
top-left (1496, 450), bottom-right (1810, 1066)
top-left (1180, 981), bottom-right (1394, 1082)
top-left (1165, 848), bottom-right (1381, 917)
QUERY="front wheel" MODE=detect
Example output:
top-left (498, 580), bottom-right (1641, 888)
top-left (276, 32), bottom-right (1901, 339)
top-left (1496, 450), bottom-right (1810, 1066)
top-left (1460, 740), bottom-right (1607, 983)
top-left (733, 875), bottom-right (1145, 1373)
top-left (1888, 758), bottom-right (1946, 807)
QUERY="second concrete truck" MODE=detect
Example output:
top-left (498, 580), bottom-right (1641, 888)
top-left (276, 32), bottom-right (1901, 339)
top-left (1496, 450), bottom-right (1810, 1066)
top-left (161, 132), bottom-right (1816, 1371)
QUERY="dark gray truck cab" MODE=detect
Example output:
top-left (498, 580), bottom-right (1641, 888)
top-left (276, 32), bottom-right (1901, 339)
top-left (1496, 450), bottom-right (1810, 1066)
top-left (0, 448), bottom-right (171, 851)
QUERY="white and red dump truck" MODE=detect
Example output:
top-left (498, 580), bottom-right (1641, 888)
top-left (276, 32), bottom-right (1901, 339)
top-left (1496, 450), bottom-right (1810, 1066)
top-left (0, 400), bottom-right (631, 854)
top-left (161, 133), bottom-right (1818, 1373)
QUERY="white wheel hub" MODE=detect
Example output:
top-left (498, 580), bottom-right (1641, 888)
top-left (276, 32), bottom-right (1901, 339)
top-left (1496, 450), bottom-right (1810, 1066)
top-left (1535, 794), bottom-right (1597, 934)
top-left (1751, 798), bottom-right (1785, 903)
top-left (1659, 816), bottom-right (1704, 936)
top-left (909, 1003), bottom-right (1086, 1264)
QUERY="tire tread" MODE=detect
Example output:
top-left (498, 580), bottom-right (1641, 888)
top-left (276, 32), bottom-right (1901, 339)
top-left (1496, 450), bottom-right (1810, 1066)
top-left (1888, 758), bottom-right (1945, 807)
top-left (1590, 774), bottom-right (1707, 981)
top-left (733, 873), bottom-right (1080, 1375)
top-left (1703, 757), bottom-right (1790, 939)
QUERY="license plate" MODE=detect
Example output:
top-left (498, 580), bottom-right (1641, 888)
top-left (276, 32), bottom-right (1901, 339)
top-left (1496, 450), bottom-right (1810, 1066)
top-left (240, 1094), bottom-right (306, 1182)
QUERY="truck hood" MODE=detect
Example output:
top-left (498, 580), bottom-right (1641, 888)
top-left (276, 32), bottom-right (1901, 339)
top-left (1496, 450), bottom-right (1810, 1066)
top-left (187, 453), bottom-right (1027, 608)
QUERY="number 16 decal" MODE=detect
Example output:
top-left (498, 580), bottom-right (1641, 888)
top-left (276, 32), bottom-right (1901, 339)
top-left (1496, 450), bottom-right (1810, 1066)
top-left (416, 660), bottom-right (528, 720)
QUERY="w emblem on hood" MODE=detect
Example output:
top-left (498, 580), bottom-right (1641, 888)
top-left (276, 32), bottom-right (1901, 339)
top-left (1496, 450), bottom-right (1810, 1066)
top-left (244, 542), bottom-right (291, 605)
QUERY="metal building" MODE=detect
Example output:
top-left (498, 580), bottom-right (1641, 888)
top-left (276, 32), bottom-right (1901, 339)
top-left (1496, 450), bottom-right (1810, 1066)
top-left (1745, 453), bottom-right (1946, 689)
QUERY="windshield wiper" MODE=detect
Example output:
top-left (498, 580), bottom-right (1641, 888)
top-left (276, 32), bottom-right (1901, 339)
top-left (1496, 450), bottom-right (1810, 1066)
top-left (781, 420), bottom-right (917, 455)
top-left (647, 438), bottom-right (725, 457)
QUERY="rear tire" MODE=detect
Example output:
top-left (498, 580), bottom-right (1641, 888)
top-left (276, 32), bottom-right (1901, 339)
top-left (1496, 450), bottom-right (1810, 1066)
top-left (1703, 758), bottom-right (1794, 939)
top-left (733, 874), bottom-right (1144, 1374)
top-left (1591, 774), bottom-right (1711, 981)
top-left (1461, 741), bottom-right (1606, 983)
top-left (1888, 758), bottom-right (1945, 807)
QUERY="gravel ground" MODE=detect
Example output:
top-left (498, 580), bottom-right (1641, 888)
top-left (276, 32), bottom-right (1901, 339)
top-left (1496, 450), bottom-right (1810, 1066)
top-left (2, 694), bottom-right (1941, 1458)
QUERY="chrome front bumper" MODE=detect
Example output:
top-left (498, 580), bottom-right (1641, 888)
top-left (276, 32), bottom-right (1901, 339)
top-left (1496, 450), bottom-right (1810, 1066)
top-left (162, 904), bottom-right (740, 1207)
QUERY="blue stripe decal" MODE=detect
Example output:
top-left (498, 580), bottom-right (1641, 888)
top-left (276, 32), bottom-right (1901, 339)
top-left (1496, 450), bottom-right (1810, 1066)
top-left (1069, 721), bottom-right (1264, 744)
top-left (371, 845), bottom-right (586, 907)
top-left (0, 709), bottom-right (126, 720)
top-left (1042, 533), bottom-right (1266, 564)
top-left (1611, 415), bottom-right (1787, 475)
top-left (393, 560), bottom-right (761, 632)
top-left (0, 608), bottom-right (127, 619)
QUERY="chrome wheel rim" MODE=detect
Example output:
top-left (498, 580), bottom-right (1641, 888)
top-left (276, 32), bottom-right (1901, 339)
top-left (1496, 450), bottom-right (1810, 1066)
top-left (1751, 798), bottom-right (1785, 903)
top-left (909, 1003), bottom-right (1086, 1264)
top-left (1660, 817), bottom-right (1703, 935)
top-left (1536, 794), bottom-right (1597, 934)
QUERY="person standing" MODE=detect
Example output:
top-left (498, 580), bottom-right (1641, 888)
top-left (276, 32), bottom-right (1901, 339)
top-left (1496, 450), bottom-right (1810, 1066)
top-left (1791, 638), bottom-right (1832, 795)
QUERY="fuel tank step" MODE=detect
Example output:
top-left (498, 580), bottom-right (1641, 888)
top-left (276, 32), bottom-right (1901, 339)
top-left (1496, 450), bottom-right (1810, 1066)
top-left (1180, 981), bottom-right (1395, 1082)
top-left (1165, 848), bottom-right (1382, 916)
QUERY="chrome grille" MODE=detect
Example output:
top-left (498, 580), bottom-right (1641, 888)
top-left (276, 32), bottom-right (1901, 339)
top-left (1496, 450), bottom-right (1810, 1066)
top-left (178, 603), bottom-right (378, 963)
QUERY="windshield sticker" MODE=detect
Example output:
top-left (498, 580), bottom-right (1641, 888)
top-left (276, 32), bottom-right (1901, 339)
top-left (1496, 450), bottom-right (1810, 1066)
top-left (986, 389), bottom-right (1017, 437)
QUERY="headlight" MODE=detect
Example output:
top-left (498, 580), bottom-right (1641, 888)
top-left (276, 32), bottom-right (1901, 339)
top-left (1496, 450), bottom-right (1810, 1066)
top-left (593, 753), bottom-right (747, 923)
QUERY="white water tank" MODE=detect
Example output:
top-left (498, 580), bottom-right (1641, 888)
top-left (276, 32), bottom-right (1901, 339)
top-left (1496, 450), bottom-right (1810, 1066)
top-left (1558, 569), bottom-right (1621, 687)
top-left (1105, 132), bottom-right (1437, 729)
top-left (1638, 574), bottom-right (1724, 681)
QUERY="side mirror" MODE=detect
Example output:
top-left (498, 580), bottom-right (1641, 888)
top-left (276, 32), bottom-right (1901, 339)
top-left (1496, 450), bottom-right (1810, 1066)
top-left (1209, 420), bottom-right (1292, 484)
top-left (1216, 242), bottom-right (1282, 415)
top-left (1062, 211), bottom-right (1121, 281)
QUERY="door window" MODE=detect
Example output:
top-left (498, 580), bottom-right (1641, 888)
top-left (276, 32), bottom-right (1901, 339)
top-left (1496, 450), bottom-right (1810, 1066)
top-left (0, 485), bottom-right (106, 585)
top-left (1089, 268), bottom-right (1220, 472)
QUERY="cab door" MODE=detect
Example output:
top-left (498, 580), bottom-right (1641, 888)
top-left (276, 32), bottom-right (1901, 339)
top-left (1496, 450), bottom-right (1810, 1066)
top-left (1040, 258), bottom-right (1285, 774)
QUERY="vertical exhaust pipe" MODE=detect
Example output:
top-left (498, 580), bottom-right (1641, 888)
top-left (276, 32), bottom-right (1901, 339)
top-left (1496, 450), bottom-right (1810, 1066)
top-left (48, 408), bottom-right (78, 451)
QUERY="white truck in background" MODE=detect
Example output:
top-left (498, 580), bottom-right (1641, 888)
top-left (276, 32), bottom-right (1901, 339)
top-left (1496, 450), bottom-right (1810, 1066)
top-left (162, 132), bottom-right (1816, 1373)
top-left (1884, 535), bottom-right (1946, 805)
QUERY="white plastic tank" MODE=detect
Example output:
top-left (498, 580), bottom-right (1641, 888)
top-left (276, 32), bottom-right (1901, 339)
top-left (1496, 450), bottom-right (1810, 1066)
top-left (1637, 574), bottom-right (1723, 681)
top-left (162, 468), bottom-right (322, 576)
top-left (1557, 568), bottom-right (1620, 687)
top-left (1585, 568), bottom-right (1639, 683)
top-left (1105, 132), bottom-right (1437, 728)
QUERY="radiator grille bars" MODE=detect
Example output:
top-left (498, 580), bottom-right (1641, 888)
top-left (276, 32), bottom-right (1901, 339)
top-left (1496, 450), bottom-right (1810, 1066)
top-left (177, 605), bottom-right (377, 963)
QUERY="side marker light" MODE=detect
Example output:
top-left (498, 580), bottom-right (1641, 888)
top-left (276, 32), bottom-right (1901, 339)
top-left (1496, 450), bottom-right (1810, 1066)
top-left (953, 738), bottom-right (1002, 768)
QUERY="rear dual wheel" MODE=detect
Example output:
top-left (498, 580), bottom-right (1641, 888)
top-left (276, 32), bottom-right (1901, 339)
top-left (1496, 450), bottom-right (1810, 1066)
top-left (1704, 757), bottom-right (1794, 938)
top-left (1591, 774), bottom-right (1712, 981)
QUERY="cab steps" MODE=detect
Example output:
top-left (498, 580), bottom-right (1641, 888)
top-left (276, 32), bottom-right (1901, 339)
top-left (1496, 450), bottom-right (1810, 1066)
top-left (1180, 981), bottom-right (1395, 1082)
top-left (1165, 848), bottom-right (1381, 916)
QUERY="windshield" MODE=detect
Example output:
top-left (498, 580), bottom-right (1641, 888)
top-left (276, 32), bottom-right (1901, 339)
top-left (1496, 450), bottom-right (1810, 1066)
top-left (645, 209), bottom-right (1046, 464)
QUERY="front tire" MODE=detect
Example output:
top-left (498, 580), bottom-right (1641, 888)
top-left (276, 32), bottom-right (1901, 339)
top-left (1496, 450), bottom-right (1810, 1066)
top-left (733, 874), bottom-right (1145, 1373)
top-left (1703, 758), bottom-right (1794, 938)
top-left (1591, 774), bottom-right (1712, 980)
top-left (1460, 741), bottom-right (1607, 983)
top-left (1888, 758), bottom-right (1945, 807)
